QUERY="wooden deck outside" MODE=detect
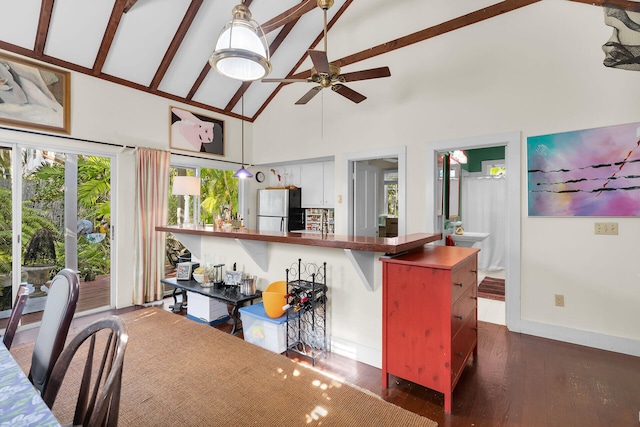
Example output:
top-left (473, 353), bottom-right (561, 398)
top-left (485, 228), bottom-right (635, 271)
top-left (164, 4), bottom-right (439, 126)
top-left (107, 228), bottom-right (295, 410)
top-left (0, 274), bottom-right (110, 329)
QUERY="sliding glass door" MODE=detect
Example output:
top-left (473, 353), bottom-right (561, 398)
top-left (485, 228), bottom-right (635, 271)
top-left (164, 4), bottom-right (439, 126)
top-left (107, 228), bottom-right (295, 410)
top-left (0, 143), bottom-right (114, 329)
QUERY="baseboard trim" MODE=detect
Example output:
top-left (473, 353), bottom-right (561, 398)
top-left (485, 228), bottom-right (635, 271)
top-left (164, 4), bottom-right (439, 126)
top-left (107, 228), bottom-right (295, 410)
top-left (518, 319), bottom-right (640, 357)
top-left (329, 336), bottom-right (382, 369)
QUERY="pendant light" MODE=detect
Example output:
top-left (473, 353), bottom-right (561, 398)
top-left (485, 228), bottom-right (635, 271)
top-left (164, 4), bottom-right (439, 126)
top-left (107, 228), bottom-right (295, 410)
top-left (209, 2), bottom-right (271, 81)
top-left (233, 90), bottom-right (252, 179)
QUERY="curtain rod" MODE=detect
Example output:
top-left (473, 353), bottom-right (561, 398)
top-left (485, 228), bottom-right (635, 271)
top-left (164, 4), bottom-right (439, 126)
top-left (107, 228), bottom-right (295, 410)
top-left (0, 125), bottom-right (245, 166)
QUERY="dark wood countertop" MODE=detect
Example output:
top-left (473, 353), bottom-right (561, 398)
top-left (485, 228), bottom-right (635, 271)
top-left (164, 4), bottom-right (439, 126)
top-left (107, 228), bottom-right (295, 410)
top-left (156, 225), bottom-right (441, 254)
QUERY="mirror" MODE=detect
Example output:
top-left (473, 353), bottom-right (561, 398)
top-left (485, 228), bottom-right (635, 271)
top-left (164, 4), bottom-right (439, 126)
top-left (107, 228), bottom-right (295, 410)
top-left (440, 153), bottom-right (461, 219)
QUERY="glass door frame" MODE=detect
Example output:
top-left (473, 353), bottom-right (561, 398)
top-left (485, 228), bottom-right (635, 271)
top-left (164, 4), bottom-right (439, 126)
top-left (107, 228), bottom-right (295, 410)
top-left (1, 138), bottom-right (117, 314)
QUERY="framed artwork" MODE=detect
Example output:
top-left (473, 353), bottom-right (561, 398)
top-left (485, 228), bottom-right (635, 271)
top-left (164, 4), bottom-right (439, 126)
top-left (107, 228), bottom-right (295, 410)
top-left (176, 261), bottom-right (199, 281)
top-left (169, 106), bottom-right (224, 156)
top-left (0, 52), bottom-right (70, 134)
top-left (527, 122), bottom-right (640, 216)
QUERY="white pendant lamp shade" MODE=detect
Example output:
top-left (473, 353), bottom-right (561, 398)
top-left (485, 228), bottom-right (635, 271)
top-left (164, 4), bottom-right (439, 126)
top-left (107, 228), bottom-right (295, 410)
top-left (209, 4), bottom-right (271, 81)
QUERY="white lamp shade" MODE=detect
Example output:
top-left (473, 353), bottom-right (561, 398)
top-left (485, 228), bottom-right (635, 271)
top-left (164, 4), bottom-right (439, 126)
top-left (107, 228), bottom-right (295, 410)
top-left (209, 5), bottom-right (271, 81)
top-left (172, 176), bottom-right (201, 195)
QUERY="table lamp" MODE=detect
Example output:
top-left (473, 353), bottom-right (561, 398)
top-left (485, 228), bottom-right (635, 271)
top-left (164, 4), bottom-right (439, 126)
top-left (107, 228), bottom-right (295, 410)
top-left (172, 176), bottom-right (201, 226)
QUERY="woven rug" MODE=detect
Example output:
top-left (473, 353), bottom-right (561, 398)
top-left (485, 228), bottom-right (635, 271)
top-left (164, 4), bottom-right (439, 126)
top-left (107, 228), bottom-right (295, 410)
top-left (10, 307), bottom-right (437, 427)
top-left (478, 276), bottom-right (505, 301)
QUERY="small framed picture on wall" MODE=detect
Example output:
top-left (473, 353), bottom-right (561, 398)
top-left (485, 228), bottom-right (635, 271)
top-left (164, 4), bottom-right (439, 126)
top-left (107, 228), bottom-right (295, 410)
top-left (169, 106), bottom-right (224, 156)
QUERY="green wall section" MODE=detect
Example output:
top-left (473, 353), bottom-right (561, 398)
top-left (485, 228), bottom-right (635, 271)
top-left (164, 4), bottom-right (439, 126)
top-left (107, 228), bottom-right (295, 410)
top-left (462, 146), bottom-right (505, 172)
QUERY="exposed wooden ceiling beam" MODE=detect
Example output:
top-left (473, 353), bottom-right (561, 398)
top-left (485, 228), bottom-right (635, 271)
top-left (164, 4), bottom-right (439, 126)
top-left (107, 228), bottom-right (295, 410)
top-left (150, 0), bottom-right (204, 91)
top-left (124, 0), bottom-right (138, 13)
top-left (93, 0), bottom-right (127, 75)
top-left (34, 0), bottom-right (54, 57)
top-left (569, 0), bottom-right (640, 12)
top-left (261, 0), bottom-right (317, 34)
top-left (287, 0), bottom-right (541, 80)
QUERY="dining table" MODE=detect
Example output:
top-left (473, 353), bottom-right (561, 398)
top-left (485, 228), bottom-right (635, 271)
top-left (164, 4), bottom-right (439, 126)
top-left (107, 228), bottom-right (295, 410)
top-left (0, 342), bottom-right (60, 426)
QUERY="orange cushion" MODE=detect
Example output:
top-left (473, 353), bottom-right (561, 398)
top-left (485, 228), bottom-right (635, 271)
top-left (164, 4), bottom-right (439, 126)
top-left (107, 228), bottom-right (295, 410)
top-left (263, 281), bottom-right (287, 318)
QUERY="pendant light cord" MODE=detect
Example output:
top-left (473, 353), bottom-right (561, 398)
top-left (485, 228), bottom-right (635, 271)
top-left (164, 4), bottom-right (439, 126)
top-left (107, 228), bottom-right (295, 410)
top-left (241, 86), bottom-right (245, 167)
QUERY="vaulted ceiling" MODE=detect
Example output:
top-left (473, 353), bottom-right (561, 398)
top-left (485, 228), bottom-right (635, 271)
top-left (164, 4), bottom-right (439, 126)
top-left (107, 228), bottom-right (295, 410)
top-left (0, 0), bottom-right (636, 122)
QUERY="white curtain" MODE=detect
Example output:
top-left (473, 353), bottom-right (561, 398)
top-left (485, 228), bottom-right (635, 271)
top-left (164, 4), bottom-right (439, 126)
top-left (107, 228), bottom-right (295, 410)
top-left (461, 175), bottom-right (506, 271)
top-left (133, 148), bottom-right (170, 304)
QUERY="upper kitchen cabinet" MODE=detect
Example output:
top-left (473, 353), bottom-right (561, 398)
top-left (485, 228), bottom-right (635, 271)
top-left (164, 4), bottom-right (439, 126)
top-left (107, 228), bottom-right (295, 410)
top-left (301, 161), bottom-right (334, 208)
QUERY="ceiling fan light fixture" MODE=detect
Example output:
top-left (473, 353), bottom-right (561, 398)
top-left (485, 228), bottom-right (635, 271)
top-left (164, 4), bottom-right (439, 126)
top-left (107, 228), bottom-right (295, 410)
top-left (209, 4), bottom-right (272, 81)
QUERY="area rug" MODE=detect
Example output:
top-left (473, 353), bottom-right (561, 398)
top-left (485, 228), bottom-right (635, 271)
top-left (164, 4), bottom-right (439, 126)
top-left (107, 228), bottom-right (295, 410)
top-left (478, 276), bottom-right (505, 301)
top-left (10, 307), bottom-right (438, 427)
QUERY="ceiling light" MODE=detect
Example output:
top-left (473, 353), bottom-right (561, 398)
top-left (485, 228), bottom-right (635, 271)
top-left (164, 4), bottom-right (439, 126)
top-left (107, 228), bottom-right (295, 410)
top-left (209, 3), bottom-right (271, 81)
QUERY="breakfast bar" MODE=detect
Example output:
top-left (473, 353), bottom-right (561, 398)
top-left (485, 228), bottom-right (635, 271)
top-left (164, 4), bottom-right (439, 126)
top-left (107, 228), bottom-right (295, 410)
top-left (156, 225), bottom-right (441, 291)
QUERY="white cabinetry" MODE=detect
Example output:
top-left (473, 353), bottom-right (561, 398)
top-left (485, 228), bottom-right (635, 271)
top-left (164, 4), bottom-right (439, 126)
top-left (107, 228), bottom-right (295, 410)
top-left (301, 162), bottom-right (334, 208)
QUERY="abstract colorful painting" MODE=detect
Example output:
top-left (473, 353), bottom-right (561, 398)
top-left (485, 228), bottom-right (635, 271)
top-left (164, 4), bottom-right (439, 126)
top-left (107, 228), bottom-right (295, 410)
top-left (527, 122), bottom-right (640, 216)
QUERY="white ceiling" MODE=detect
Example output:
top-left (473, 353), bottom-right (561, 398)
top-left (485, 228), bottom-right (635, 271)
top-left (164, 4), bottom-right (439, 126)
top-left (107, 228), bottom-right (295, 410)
top-left (0, 0), bottom-right (623, 121)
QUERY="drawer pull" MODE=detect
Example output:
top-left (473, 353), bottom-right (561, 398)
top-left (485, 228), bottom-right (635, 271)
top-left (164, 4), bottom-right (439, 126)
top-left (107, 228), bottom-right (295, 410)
top-left (455, 315), bottom-right (463, 320)
top-left (454, 282), bottom-right (463, 287)
top-left (471, 270), bottom-right (477, 273)
top-left (472, 327), bottom-right (478, 332)
top-left (457, 352), bottom-right (464, 358)
top-left (471, 296), bottom-right (477, 300)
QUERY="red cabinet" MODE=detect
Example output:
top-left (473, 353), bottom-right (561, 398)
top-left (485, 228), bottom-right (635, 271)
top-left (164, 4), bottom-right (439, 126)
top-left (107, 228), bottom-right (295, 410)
top-left (381, 246), bottom-right (479, 413)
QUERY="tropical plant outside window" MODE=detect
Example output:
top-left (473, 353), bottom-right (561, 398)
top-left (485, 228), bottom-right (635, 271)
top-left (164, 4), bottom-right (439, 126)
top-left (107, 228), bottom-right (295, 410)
top-left (0, 149), bottom-right (112, 314)
top-left (166, 166), bottom-right (237, 270)
top-left (168, 167), bottom-right (238, 226)
top-left (24, 152), bottom-right (111, 282)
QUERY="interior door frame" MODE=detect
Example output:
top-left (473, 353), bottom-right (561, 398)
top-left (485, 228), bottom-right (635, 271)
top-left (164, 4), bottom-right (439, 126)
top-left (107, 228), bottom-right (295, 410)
top-left (425, 131), bottom-right (522, 332)
top-left (343, 147), bottom-right (406, 237)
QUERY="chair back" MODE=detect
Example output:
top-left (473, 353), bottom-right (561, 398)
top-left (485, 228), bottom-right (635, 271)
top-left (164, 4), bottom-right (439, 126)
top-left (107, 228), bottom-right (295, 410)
top-left (42, 316), bottom-right (128, 427)
top-left (29, 268), bottom-right (79, 394)
top-left (2, 285), bottom-right (30, 350)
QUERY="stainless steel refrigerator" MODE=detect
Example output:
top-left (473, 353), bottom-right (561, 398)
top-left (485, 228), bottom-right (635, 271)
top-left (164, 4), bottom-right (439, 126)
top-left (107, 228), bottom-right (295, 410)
top-left (257, 188), bottom-right (304, 232)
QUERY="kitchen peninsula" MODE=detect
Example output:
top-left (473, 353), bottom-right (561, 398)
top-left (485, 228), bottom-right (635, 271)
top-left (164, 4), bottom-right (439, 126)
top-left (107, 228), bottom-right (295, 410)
top-left (156, 225), bottom-right (441, 291)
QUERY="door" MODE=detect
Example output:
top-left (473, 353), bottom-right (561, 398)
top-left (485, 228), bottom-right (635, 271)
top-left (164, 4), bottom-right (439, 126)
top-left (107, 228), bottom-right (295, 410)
top-left (257, 216), bottom-right (286, 232)
top-left (257, 189), bottom-right (288, 217)
top-left (353, 162), bottom-right (378, 237)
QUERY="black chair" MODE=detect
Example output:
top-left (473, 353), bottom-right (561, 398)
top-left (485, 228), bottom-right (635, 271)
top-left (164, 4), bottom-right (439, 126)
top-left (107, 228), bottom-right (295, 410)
top-left (28, 268), bottom-right (79, 395)
top-left (42, 315), bottom-right (128, 427)
top-left (2, 284), bottom-right (30, 350)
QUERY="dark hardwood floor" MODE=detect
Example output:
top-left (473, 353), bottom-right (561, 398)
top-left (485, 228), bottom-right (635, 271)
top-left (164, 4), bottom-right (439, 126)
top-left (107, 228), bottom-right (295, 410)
top-left (10, 301), bottom-right (640, 427)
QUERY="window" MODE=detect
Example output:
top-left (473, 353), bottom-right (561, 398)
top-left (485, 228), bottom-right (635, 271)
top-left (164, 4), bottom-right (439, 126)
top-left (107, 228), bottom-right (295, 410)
top-left (168, 166), bottom-right (238, 226)
top-left (383, 169), bottom-right (398, 217)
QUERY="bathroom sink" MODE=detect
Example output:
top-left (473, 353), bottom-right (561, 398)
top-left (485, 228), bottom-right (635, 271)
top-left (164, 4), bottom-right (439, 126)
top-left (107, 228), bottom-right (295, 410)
top-left (452, 232), bottom-right (489, 247)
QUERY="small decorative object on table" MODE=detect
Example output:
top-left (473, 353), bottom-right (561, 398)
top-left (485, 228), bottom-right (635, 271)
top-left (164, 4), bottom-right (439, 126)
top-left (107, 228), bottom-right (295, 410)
top-left (176, 261), bottom-right (198, 280)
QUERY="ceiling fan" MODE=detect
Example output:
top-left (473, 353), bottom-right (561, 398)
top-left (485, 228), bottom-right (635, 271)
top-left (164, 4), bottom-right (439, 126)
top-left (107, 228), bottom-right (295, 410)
top-left (262, 0), bottom-right (391, 104)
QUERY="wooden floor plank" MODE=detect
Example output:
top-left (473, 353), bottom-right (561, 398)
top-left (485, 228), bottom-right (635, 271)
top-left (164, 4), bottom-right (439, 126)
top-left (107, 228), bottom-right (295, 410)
top-left (9, 299), bottom-right (640, 426)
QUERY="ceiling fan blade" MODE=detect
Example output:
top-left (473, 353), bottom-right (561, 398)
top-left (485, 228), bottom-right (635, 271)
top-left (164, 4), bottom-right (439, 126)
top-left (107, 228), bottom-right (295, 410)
top-left (262, 78), bottom-right (310, 83)
top-left (295, 86), bottom-right (323, 105)
top-left (308, 50), bottom-right (331, 75)
top-left (340, 66), bottom-right (391, 82)
top-left (331, 84), bottom-right (367, 104)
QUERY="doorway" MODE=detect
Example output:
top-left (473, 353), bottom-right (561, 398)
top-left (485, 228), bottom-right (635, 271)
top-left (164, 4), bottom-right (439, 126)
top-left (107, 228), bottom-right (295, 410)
top-left (344, 147), bottom-right (406, 237)
top-left (425, 132), bottom-right (522, 332)
top-left (0, 144), bottom-right (115, 330)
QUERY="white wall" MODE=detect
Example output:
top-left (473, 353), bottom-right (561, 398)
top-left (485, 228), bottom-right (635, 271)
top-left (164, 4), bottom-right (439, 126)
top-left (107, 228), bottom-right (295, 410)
top-left (2, 1), bottom-right (639, 363)
top-left (254, 1), bottom-right (640, 357)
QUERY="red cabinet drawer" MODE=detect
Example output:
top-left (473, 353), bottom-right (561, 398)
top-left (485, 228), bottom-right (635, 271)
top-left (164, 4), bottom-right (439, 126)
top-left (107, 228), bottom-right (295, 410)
top-left (451, 285), bottom-right (477, 338)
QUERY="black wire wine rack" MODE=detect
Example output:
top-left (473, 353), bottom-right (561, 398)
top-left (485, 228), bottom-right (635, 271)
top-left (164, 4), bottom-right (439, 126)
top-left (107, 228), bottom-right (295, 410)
top-left (285, 259), bottom-right (327, 366)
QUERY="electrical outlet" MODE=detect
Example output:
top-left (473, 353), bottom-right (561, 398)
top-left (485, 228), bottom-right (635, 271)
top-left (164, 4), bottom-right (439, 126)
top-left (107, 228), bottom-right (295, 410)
top-left (595, 222), bottom-right (619, 235)
top-left (338, 195), bottom-right (343, 203)
top-left (554, 294), bottom-right (565, 307)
